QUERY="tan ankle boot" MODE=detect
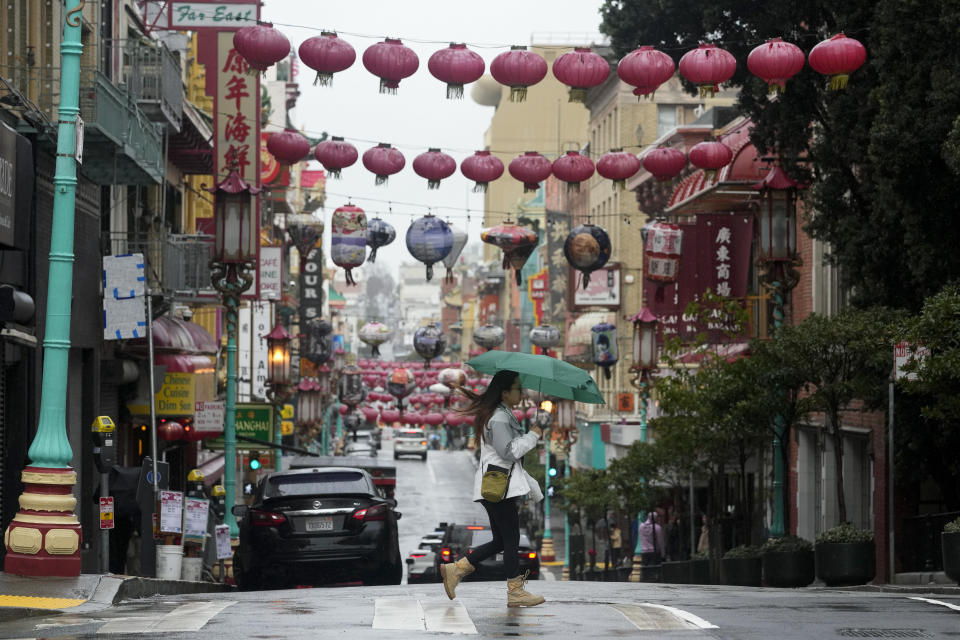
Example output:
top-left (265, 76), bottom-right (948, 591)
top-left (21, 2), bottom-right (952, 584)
top-left (440, 557), bottom-right (475, 600)
top-left (507, 570), bottom-right (545, 608)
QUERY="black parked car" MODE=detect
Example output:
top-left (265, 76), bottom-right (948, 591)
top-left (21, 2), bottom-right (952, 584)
top-left (436, 524), bottom-right (540, 581)
top-left (232, 467), bottom-right (403, 589)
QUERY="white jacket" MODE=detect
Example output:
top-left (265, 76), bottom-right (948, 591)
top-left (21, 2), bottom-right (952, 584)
top-left (472, 403), bottom-right (544, 503)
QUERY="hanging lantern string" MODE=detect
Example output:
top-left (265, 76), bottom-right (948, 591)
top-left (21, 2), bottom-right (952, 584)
top-left (254, 17), bottom-right (870, 53)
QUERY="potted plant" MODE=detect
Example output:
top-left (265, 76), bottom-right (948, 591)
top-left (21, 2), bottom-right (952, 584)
top-left (943, 517), bottom-right (960, 584)
top-left (814, 522), bottom-right (875, 586)
top-left (689, 551), bottom-right (711, 584)
top-left (762, 535), bottom-right (815, 588)
top-left (722, 545), bottom-right (762, 586)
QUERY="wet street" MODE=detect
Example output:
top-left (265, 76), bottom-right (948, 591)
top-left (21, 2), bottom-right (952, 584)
top-left (0, 439), bottom-right (957, 638)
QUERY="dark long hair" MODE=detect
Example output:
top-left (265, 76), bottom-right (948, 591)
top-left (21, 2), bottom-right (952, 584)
top-left (453, 370), bottom-right (519, 444)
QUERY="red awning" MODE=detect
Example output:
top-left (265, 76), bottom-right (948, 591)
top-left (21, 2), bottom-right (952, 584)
top-left (675, 342), bottom-right (750, 365)
top-left (180, 321), bottom-right (218, 355)
top-left (153, 354), bottom-right (197, 373)
top-left (129, 316), bottom-right (217, 355)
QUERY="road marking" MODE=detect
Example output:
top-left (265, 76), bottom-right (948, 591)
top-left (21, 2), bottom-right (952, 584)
top-left (427, 457), bottom-right (437, 484)
top-left (611, 603), bottom-right (718, 630)
top-left (910, 596), bottom-right (960, 612)
top-left (97, 600), bottom-right (235, 634)
top-left (373, 599), bottom-right (477, 634)
top-left (0, 595), bottom-right (86, 609)
top-left (422, 600), bottom-right (478, 634)
top-left (373, 598), bottom-right (425, 630)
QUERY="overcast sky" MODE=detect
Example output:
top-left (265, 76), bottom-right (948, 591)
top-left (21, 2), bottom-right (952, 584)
top-left (261, 0), bottom-right (606, 275)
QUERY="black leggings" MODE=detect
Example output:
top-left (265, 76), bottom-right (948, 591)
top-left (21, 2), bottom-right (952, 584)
top-left (468, 497), bottom-right (520, 578)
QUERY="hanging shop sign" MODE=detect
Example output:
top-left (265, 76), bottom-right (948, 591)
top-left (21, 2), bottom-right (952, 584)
top-left (205, 402), bottom-right (272, 449)
top-left (0, 122), bottom-right (32, 250)
top-left (259, 245), bottom-right (282, 300)
top-left (126, 371), bottom-right (196, 416)
top-left (167, 2), bottom-right (257, 31)
top-left (572, 263), bottom-right (621, 310)
top-left (647, 213), bottom-right (754, 343)
top-left (299, 246), bottom-right (324, 322)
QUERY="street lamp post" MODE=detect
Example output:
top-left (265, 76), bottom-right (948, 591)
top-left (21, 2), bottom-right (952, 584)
top-left (628, 307), bottom-right (658, 583)
top-left (754, 163), bottom-right (800, 538)
top-left (316, 365), bottom-right (333, 455)
top-left (208, 169), bottom-right (260, 536)
top-left (296, 377), bottom-right (323, 452)
top-left (3, 0), bottom-right (85, 576)
top-left (535, 400), bottom-right (555, 562)
top-left (265, 321), bottom-right (293, 471)
top-left (556, 398), bottom-right (575, 581)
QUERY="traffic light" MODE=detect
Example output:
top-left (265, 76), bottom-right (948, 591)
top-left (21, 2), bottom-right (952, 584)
top-left (548, 466), bottom-right (558, 478)
top-left (248, 453), bottom-right (261, 470)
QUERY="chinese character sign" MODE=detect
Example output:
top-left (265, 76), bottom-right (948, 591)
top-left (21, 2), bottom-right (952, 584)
top-left (216, 31), bottom-right (259, 183)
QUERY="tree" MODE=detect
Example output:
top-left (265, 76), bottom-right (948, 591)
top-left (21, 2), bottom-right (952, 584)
top-left (770, 309), bottom-right (897, 523)
top-left (599, 0), bottom-right (960, 312)
top-left (897, 283), bottom-right (960, 509)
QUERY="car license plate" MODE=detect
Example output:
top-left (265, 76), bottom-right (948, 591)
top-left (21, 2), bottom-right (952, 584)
top-left (496, 553), bottom-right (503, 562)
top-left (306, 517), bottom-right (333, 532)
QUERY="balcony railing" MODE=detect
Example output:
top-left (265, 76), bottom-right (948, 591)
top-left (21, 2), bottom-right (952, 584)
top-left (124, 40), bottom-right (184, 133)
top-left (77, 68), bottom-right (164, 185)
top-left (102, 231), bottom-right (215, 299)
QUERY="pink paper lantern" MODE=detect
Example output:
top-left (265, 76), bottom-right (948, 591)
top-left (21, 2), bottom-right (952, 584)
top-left (460, 151), bottom-right (505, 193)
top-left (808, 33), bottom-right (867, 90)
top-left (617, 45), bottom-right (675, 98)
top-left (428, 43), bottom-right (485, 99)
top-left (490, 46), bottom-right (548, 102)
top-left (314, 137), bottom-right (358, 179)
top-left (552, 150), bottom-right (595, 192)
top-left (413, 148), bottom-right (457, 189)
top-left (642, 146), bottom-right (687, 182)
top-left (597, 149), bottom-right (642, 190)
top-left (747, 38), bottom-right (806, 94)
top-left (362, 143), bottom-right (406, 186)
top-left (678, 43), bottom-right (737, 98)
top-left (552, 47), bottom-right (610, 102)
top-left (362, 38), bottom-right (419, 94)
top-left (508, 151), bottom-right (552, 192)
top-left (267, 129), bottom-right (310, 165)
top-left (298, 31), bottom-right (356, 86)
top-left (232, 22), bottom-right (290, 73)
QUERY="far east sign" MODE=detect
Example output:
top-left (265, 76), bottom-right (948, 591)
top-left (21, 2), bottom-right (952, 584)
top-left (204, 402), bottom-right (272, 450)
top-left (168, 3), bottom-right (256, 30)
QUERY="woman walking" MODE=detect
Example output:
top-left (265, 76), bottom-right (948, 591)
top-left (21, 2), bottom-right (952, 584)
top-left (440, 370), bottom-right (545, 608)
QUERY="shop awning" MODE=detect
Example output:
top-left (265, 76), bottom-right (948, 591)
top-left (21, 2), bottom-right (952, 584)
top-left (675, 342), bottom-right (750, 365)
top-left (129, 315), bottom-right (217, 355)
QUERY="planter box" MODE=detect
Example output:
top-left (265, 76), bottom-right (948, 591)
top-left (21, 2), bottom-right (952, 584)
top-left (762, 550), bottom-right (815, 588)
top-left (661, 560), bottom-right (690, 584)
top-left (722, 556), bottom-right (762, 586)
top-left (689, 559), bottom-right (711, 585)
top-left (942, 532), bottom-right (960, 584)
top-left (815, 541), bottom-right (875, 587)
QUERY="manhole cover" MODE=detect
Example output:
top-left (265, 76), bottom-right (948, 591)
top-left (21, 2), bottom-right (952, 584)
top-left (838, 630), bottom-right (931, 638)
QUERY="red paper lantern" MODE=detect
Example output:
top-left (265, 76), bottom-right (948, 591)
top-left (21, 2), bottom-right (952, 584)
top-left (597, 149), bottom-right (641, 190)
top-left (380, 409), bottom-right (401, 424)
top-left (157, 421), bottom-right (183, 441)
top-left (490, 46), bottom-right (548, 102)
top-left (552, 47), bottom-right (610, 102)
top-left (808, 33), bottom-right (867, 90)
top-left (679, 43), bottom-right (737, 98)
top-left (266, 129), bottom-right (310, 165)
top-left (551, 150), bottom-right (595, 192)
top-left (298, 31), bottom-right (356, 86)
top-left (232, 22), bottom-right (290, 73)
top-left (642, 146), bottom-right (687, 181)
top-left (445, 412), bottom-right (462, 427)
top-left (617, 46), bottom-right (675, 98)
top-left (688, 140), bottom-right (733, 177)
top-left (428, 43), bottom-right (485, 99)
top-left (508, 151), bottom-right (552, 192)
top-left (314, 136), bottom-right (358, 179)
top-left (403, 411), bottom-right (423, 425)
top-left (362, 143), bottom-right (406, 185)
top-left (413, 148), bottom-right (457, 189)
top-left (362, 38), bottom-right (419, 94)
top-left (747, 38), bottom-right (806, 94)
top-left (460, 150), bottom-right (504, 192)
top-left (360, 406), bottom-right (379, 422)
top-left (424, 413), bottom-right (444, 426)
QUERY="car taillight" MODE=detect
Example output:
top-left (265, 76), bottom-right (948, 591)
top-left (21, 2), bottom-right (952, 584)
top-left (410, 553), bottom-right (426, 558)
top-left (420, 440), bottom-right (427, 446)
top-left (441, 547), bottom-right (451, 560)
top-left (527, 552), bottom-right (538, 559)
top-left (249, 509), bottom-right (287, 527)
top-left (352, 503), bottom-right (388, 522)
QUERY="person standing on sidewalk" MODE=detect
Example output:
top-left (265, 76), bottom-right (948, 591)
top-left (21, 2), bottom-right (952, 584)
top-left (439, 370), bottom-right (546, 608)
top-left (609, 522), bottom-right (623, 568)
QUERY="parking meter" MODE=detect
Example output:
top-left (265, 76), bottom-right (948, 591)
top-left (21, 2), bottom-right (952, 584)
top-left (210, 484), bottom-right (226, 521)
top-left (186, 469), bottom-right (207, 499)
top-left (91, 416), bottom-right (116, 473)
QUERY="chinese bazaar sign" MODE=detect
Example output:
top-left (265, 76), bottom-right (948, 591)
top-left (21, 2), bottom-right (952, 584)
top-left (216, 31), bottom-right (259, 183)
top-left (527, 267), bottom-right (548, 327)
top-left (647, 214), bottom-right (754, 343)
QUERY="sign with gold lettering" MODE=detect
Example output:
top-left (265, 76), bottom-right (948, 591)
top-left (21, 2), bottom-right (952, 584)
top-left (204, 402), bottom-right (272, 450)
top-left (126, 372), bottom-right (196, 416)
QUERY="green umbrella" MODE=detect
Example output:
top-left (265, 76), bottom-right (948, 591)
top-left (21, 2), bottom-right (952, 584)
top-left (466, 351), bottom-right (605, 404)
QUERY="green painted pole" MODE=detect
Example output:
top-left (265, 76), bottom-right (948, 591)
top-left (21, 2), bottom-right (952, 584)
top-left (28, 0), bottom-right (84, 470)
top-left (770, 280), bottom-right (786, 538)
top-left (274, 402), bottom-right (283, 471)
top-left (543, 428), bottom-right (552, 542)
top-left (634, 378), bottom-right (649, 555)
top-left (223, 294), bottom-right (240, 536)
top-left (3, 0), bottom-right (85, 577)
top-left (563, 462), bottom-right (570, 576)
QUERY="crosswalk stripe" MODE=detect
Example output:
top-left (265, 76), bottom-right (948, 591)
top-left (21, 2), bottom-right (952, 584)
top-left (373, 598), bottom-right (425, 630)
top-left (97, 601), bottom-right (236, 634)
top-left (610, 603), bottom-right (718, 630)
top-left (910, 596), bottom-right (960, 612)
top-left (373, 599), bottom-right (478, 634)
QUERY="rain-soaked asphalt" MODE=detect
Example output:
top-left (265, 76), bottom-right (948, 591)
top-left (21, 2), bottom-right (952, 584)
top-left (2, 439), bottom-right (958, 639)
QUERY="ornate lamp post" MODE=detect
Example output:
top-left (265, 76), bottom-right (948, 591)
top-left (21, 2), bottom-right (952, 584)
top-left (265, 321), bottom-right (294, 471)
top-left (296, 377), bottom-right (323, 451)
top-left (535, 400), bottom-right (556, 562)
top-left (3, 0), bottom-right (85, 576)
top-left (754, 163), bottom-right (801, 538)
top-left (209, 168), bottom-right (260, 536)
top-left (628, 307), bottom-right (658, 582)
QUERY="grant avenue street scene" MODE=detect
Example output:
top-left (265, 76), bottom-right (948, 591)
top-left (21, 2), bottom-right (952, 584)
top-left (0, 0), bottom-right (958, 638)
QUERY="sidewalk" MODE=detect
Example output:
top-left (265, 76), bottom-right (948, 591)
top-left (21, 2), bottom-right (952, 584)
top-left (0, 571), bottom-right (234, 622)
